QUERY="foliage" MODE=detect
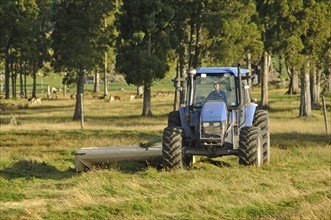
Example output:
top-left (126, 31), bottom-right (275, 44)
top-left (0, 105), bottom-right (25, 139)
top-left (51, 0), bottom-right (115, 120)
top-left (51, 0), bottom-right (114, 72)
top-left (1, 0), bottom-right (330, 117)
top-left (204, 0), bottom-right (263, 65)
top-left (116, 0), bottom-right (174, 87)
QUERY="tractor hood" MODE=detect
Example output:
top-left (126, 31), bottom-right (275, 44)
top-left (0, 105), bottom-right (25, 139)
top-left (200, 101), bottom-right (227, 122)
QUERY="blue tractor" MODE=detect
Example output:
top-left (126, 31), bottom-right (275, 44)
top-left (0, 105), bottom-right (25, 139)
top-left (162, 66), bottom-right (270, 169)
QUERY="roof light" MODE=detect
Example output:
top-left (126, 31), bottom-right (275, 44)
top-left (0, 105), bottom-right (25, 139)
top-left (187, 69), bottom-right (196, 75)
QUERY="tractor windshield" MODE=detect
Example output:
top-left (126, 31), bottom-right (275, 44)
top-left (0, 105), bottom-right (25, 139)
top-left (193, 73), bottom-right (237, 107)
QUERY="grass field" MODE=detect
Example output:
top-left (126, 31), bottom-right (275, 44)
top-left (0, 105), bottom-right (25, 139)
top-left (0, 84), bottom-right (330, 219)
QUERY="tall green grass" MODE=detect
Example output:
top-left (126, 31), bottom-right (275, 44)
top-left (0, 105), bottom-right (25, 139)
top-left (0, 86), bottom-right (330, 219)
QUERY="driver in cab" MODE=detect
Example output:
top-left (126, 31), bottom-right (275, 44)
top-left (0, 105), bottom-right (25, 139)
top-left (206, 82), bottom-right (227, 103)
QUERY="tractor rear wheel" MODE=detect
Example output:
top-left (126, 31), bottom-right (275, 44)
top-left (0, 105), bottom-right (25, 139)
top-left (253, 110), bottom-right (270, 163)
top-left (238, 127), bottom-right (263, 167)
top-left (162, 126), bottom-right (191, 169)
top-left (168, 111), bottom-right (180, 127)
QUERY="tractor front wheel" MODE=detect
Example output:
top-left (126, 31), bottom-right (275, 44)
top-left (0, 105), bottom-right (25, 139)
top-left (253, 110), bottom-right (270, 164)
top-left (162, 126), bottom-right (191, 169)
top-left (238, 126), bottom-right (263, 167)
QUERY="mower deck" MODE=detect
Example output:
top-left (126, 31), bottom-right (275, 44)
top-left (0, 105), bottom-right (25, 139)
top-left (74, 144), bottom-right (162, 171)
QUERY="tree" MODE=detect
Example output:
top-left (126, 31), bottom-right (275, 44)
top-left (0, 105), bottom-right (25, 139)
top-left (0, 0), bottom-right (52, 99)
top-left (52, 0), bottom-right (114, 120)
top-left (116, 0), bottom-right (174, 116)
top-left (0, 0), bottom-right (18, 99)
top-left (168, 0), bottom-right (204, 108)
top-left (298, 0), bottom-right (330, 116)
top-left (205, 0), bottom-right (262, 67)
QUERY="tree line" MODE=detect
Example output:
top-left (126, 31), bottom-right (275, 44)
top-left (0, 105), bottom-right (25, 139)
top-left (0, 0), bottom-right (330, 119)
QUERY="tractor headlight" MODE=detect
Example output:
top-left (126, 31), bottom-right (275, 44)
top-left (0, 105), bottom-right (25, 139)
top-left (213, 122), bottom-right (221, 127)
top-left (201, 120), bottom-right (227, 138)
top-left (202, 122), bottom-right (210, 128)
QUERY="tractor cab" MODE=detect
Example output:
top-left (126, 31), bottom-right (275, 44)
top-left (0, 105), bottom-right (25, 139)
top-left (183, 67), bottom-right (252, 150)
top-left (163, 66), bottom-right (270, 169)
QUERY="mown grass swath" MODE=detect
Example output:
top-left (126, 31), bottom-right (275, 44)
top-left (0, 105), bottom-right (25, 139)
top-left (0, 85), bottom-right (330, 219)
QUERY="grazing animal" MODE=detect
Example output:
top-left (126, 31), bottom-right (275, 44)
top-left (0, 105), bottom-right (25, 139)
top-left (130, 95), bottom-right (135, 101)
top-left (70, 94), bottom-right (76, 99)
top-left (10, 116), bottom-right (17, 126)
top-left (156, 91), bottom-right (171, 97)
top-left (109, 95), bottom-right (115, 102)
top-left (51, 87), bottom-right (58, 99)
top-left (135, 94), bottom-right (143, 99)
top-left (98, 95), bottom-right (107, 100)
top-left (93, 94), bottom-right (107, 100)
top-left (29, 97), bottom-right (41, 104)
top-left (114, 96), bottom-right (121, 101)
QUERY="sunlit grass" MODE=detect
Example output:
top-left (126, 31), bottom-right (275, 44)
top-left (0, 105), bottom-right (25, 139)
top-left (0, 86), bottom-right (330, 219)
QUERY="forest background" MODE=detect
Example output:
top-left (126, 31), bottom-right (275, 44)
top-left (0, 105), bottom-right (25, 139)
top-left (0, 0), bottom-right (330, 117)
top-left (0, 0), bottom-right (330, 219)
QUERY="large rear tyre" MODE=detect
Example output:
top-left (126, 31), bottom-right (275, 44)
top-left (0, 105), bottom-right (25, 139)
top-left (167, 111), bottom-right (180, 127)
top-left (253, 110), bottom-right (270, 163)
top-left (238, 127), bottom-right (263, 167)
top-left (162, 127), bottom-right (192, 169)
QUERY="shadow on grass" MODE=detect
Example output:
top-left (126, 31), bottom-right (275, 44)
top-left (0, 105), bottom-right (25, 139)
top-left (1, 160), bottom-right (76, 180)
top-left (201, 158), bottom-right (232, 168)
top-left (267, 106), bottom-right (297, 113)
top-left (271, 132), bottom-right (331, 149)
top-left (107, 161), bottom-right (158, 173)
top-left (87, 113), bottom-right (168, 121)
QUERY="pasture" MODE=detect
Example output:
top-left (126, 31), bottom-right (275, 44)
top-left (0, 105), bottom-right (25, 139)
top-left (0, 84), bottom-right (330, 219)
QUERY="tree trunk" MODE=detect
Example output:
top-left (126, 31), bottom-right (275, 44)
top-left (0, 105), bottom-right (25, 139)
top-left (5, 47), bottom-right (10, 99)
top-left (316, 70), bottom-right (320, 103)
top-left (179, 46), bottom-right (186, 106)
top-left (267, 53), bottom-right (272, 74)
top-left (285, 61), bottom-right (299, 95)
top-left (310, 64), bottom-right (320, 108)
top-left (192, 4), bottom-right (202, 69)
top-left (63, 82), bottom-right (67, 98)
top-left (278, 54), bottom-right (282, 78)
top-left (328, 72), bottom-right (331, 93)
top-left (11, 72), bottom-right (16, 99)
top-left (322, 61), bottom-right (331, 94)
top-left (94, 68), bottom-right (100, 93)
top-left (104, 52), bottom-right (108, 96)
top-left (292, 69), bottom-right (299, 94)
top-left (32, 63), bottom-right (37, 98)
top-left (142, 84), bottom-right (152, 117)
top-left (73, 66), bottom-right (85, 120)
top-left (47, 85), bottom-right (51, 100)
top-left (246, 52), bottom-right (252, 86)
top-left (19, 59), bottom-right (24, 97)
top-left (260, 51), bottom-right (269, 109)
top-left (11, 60), bottom-right (16, 99)
top-left (173, 61), bottom-right (179, 111)
top-left (24, 68), bottom-right (27, 97)
top-left (137, 86), bottom-right (143, 96)
top-left (188, 22), bottom-right (194, 69)
top-left (299, 60), bottom-right (312, 117)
